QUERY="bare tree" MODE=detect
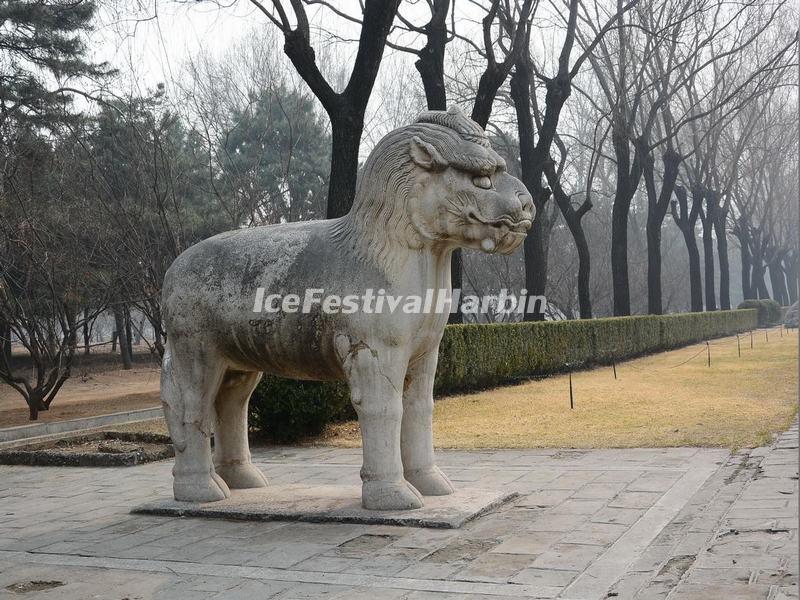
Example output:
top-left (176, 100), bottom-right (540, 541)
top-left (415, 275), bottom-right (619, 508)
top-left (248, 0), bottom-right (401, 217)
top-left (582, 0), bottom-right (793, 314)
top-left (0, 129), bottom-right (109, 419)
top-left (507, 0), bottom-right (638, 319)
top-left (730, 95), bottom-right (798, 304)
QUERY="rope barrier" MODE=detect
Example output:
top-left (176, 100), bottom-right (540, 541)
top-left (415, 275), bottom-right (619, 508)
top-left (565, 323), bottom-right (792, 405)
top-left (667, 346), bottom-right (709, 369)
top-left (604, 323), bottom-right (790, 374)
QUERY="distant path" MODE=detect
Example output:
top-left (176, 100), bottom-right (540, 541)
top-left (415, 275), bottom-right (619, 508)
top-left (0, 364), bottom-right (160, 427)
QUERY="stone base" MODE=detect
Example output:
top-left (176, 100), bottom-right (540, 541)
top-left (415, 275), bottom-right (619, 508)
top-left (131, 485), bottom-right (517, 529)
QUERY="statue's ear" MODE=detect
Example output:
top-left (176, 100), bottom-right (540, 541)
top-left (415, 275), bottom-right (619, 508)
top-left (409, 136), bottom-right (447, 171)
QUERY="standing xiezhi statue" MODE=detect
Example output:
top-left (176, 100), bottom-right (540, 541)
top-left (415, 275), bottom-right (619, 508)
top-left (160, 106), bottom-right (533, 510)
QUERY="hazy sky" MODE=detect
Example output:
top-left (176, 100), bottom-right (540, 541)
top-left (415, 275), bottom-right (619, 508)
top-left (92, 0), bottom-right (263, 94)
top-left (88, 0), bottom-right (489, 99)
top-left (84, 0), bottom-right (490, 151)
top-left (82, 1), bottom-right (578, 153)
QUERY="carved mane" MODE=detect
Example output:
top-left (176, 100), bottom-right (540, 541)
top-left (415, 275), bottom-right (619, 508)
top-left (331, 107), bottom-right (505, 273)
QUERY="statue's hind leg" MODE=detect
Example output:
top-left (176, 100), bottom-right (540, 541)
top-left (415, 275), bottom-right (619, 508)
top-left (401, 351), bottom-right (454, 496)
top-left (214, 370), bottom-right (268, 489)
top-left (161, 339), bottom-right (229, 502)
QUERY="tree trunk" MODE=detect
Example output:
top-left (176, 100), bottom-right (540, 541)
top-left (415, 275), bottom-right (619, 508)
top-left (751, 255), bottom-right (769, 299)
top-left (645, 222), bottom-right (662, 314)
top-left (511, 64), bottom-right (546, 321)
top-left (545, 163), bottom-right (592, 318)
top-left (768, 260), bottom-right (788, 306)
top-left (575, 231), bottom-right (592, 319)
top-left (415, 0), bottom-right (449, 111)
top-left (26, 389), bottom-right (46, 421)
top-left (671, 186), bottom-right (703, 311)
top-left (326, 111), bottom-right (364, 218)
top-left (0, 319), bottom-right (10, 363)
top-left (524, 213), bottom-right (550, 321)
top-left (643, 157), bottom-right (659, 314)
top-left (280, 0), bottom-right (400, 218)
top-left (124, 304), bottom-right (133, 357)
top-left (113, 306), bottom-right (132, 370)
top-left (713, 211), bottom-right (730, 310)
top-left (471, 66), bottom-right (507, 128)
top-left (610, 127), bottom-right (645, 316)
top-left (700, 202), bottom-right (716, 311)
top-left (417, 55), bottom-right (447, 111)
top-left (738, 231), bottom-right (754, 300)
top-left (784, 254), bottom-right (798, 304)
top-left (82, 308), bottom-right (91, 354)
top-left (682, 229), bottom-right (703, 312)
top-left (643, 149), bottom-right (681, 315)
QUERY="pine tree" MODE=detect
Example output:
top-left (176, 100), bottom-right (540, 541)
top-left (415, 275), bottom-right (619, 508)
top-left (0, 0), bottom-right (108, 131)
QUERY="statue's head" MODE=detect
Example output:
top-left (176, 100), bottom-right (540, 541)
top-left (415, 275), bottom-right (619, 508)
top-left (339, 106), bottom-right (534, 267)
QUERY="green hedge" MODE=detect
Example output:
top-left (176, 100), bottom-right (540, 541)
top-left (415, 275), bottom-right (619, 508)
top-left (249, 309), bottom-right (757, 441)
top-left (435, 309), bottom-right (756, 393)
top-left (737, 299), bottom-right (781, 327)
top-left (249, 377), bottom-right (353, 443)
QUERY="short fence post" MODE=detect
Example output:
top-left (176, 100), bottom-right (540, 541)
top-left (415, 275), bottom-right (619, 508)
top-left (750, 330), bottom-right (754, 349)
top-left (612, 360), bottom-right (617, 380)
top-left (737, 334), bottom-right (741, 358)
top-left (569, 370), bottom-right (574, 410)
top-left (706, 341), bottom-right (711, 367)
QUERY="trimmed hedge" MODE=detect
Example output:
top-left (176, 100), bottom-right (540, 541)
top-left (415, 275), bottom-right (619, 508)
top-left (435, 309), bottom-right (756, 393)
top-left (249, 309), bottom-right (757, 441)
top-left (737, 299), bottom-right (781, 327)
top-left (249, 377), bottom-right (353, 443)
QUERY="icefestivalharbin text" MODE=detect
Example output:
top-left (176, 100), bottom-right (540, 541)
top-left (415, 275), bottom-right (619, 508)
top-left (251, 287), bottom-right (546, 315)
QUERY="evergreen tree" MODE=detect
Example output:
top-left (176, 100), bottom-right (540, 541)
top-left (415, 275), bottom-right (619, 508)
top-left (0, 0), bottom-right (108, 131)
top-left (221, 87), bottom-right (330, 225)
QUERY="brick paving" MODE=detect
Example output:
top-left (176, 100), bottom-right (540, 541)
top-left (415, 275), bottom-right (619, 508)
top-left (0, 427), bottom-right (795, 599)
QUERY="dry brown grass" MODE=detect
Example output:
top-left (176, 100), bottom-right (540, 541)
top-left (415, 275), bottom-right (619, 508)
top-left (321, 329), bottom-right (798, 449)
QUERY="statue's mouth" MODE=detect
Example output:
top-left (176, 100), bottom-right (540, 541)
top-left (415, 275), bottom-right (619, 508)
top-left (466, 209), bottom-right (532, 233)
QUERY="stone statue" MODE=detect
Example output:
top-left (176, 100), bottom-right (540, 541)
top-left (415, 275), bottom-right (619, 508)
top-left (160, 106), bottom-right (533, 510)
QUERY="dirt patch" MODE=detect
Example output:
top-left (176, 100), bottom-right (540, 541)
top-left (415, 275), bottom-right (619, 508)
top-left (5, 580), bottom-right (65, 594)
top-left (0, 431), bottom-right (173, 466)
top-left (0, 390), bottom-right (161, 428)
top-left (0, 359), bottom-right (161, 430)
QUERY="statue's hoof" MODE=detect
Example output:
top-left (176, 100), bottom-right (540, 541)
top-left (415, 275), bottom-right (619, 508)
top-left (405, 466), bottom-right (455, 496)
top-left (362, 480), bottom-right (423, 510)
top-left (173, 472), bottom-right (231, 502)
top-left (215, 463), bottom-right (269, 489)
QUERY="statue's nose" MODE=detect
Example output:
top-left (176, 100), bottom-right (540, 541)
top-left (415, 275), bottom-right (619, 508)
top-left (511, 191), bottom-right (534, 230)
top-left (483, 181), bottom-right (535, 231)
top-left (517, 191), bottom-right (534, 219)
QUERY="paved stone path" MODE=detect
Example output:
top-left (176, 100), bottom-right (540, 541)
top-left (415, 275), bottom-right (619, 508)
top-left (0, 428), bottom-right (796, 599)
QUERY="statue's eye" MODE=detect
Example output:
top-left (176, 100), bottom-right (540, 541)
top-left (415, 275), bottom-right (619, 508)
top-left (473, 175), bottom-right (492, 189)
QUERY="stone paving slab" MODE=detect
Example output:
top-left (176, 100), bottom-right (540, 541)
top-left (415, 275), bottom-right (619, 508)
top-left (609, 420), bottom-right (799, 599)
top-left (0, 438), bottom-right (792, 599)
top-left (132, 485), bottom-right (517, 529)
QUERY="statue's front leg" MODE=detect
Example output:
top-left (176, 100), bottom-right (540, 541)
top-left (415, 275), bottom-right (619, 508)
top-left (338, 336), bottom-right (423, 510)
top-left (401, 350), bottom-right (454, 496)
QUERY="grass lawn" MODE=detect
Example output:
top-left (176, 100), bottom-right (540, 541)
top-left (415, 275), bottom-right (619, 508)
top-left (321, 329), bottom-right (798, 449)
